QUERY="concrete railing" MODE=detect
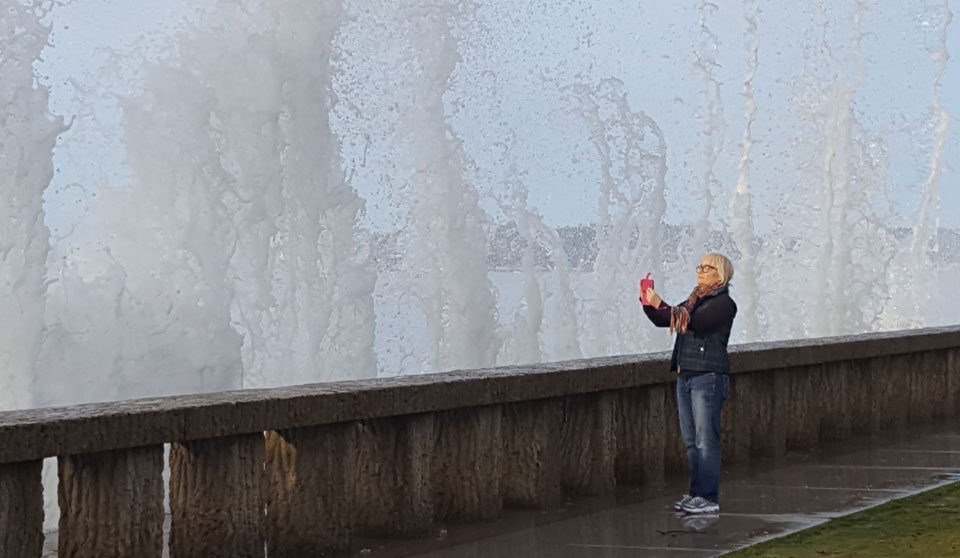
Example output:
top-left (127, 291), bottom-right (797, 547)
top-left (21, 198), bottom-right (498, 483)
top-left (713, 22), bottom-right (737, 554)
top-left (1, 326), bottom-right (958, 557)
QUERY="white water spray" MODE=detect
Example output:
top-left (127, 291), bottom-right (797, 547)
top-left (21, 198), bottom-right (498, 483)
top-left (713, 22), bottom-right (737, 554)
top-left (35, 0), bottom-right (378, 402)
top-left (1, 0), bottom-right (956, 421)
top-left (399, 0), bottom-right (501, 372)
top-left (534, 221), bottom-right (583, 361)
top-left (0, 2), bottom-right (67, 411)
top-left (797, 0), bottom-right (892, 337)
top-left (495, 157), bottom-right (583, 364)
top-left (692, 0), bottom-right (726, 256)
top-left (909, 0), bottom-right (952, 324)
top-left (569, 79), bottom-right (669, 358)
top-left (730, 0), bottom-right (761, 342)
top-left (499, 168), bottom-right (545, 365)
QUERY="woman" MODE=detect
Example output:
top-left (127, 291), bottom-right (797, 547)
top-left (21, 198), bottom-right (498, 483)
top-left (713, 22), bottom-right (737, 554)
top-left (642, 253), bottom-right (737, 515)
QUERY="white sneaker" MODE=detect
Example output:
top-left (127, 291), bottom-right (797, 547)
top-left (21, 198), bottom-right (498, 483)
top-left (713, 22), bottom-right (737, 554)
top-left (673, 494), bottom-right (693, 511)
top-left (681, 496), bottom-right (719, 514)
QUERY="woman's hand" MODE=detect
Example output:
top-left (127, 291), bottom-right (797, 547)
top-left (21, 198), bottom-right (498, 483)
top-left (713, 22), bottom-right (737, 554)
top-left (646, 288), bottom-right (663, 308)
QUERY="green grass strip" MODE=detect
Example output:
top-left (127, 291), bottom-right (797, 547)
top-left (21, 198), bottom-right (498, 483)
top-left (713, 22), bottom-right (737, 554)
top-left (725, 480), bottom-right (960, 558)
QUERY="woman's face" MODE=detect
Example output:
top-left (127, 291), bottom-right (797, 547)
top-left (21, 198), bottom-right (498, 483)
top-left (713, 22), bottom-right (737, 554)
top-left (697, 258), bottom-right (721, 287)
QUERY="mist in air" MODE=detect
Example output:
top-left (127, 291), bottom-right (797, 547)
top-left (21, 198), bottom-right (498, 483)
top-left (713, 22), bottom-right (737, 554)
top-left (1, 0), bottom-right (957, 414)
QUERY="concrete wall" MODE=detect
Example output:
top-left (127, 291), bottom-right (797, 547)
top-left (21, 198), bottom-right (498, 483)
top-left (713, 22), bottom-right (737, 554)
top-left (0, 326), bottom-right (958, 557)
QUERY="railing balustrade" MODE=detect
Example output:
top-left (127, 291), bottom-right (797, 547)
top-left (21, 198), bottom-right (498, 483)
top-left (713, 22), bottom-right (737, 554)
top-left (0, 326), bottom-right (958, 557)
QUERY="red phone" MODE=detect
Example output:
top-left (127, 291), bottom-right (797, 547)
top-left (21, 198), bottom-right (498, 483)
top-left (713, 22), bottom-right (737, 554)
top-left (640, 273), bottom-right (654, 305)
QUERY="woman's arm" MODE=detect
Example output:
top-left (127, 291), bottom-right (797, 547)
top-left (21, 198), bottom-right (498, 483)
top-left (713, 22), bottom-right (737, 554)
top-left (687, 296), bottom-right (737, 332)
top-left (643, 301), bottom-right (672, 328)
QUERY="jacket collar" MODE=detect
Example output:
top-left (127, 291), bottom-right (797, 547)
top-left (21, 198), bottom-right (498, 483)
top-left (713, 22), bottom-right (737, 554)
top-left (701, 285), bottom-right (728, 299)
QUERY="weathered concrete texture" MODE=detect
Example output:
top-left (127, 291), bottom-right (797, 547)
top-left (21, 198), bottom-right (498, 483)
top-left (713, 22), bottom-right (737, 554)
top-left (653, 384), bottom-right (680, 478)
top-left (169, 434), bottom-right (264, 558)
top-left (947, 348), bottom-right (960, 417)
top-left (0, 460), bottom-right (43, 558)
top-left (265, 423), bottom-right (360, 556)
top-left (1, 327), bottom-right (959, 467)
top-left (907, 350), bottom-right (950, 424)
top-left (721, 374), bottom-right (751, 464)
top-left (559, 392), bottom-right (615, 497)
top-left (899, 353), bottom-right (931, 425)
top-left (860, 357), bottom-right (886, 433)
top-left (616, 385), bottom-right (666, 486)
top-left (893, 355), bottom-right (918, 423)
top-left (842, 358), bottom-right (879, 436)
top-left (58, 446), bottom-right (164, 558)
top-left (356, 413), bottom-right (435, 536)
top-left (815, 361), bottom-right (853, 443)
top-left (502, 399), bottom-right (563, 508)
top-left (780, 365), bottom-right (819, 451)
top-left (661, 383), bottom-right (687, 477)
top-left (937, 348), bottom-right (957, 414)
top-left (873, 355), bottom-right (908, 431)
top-left (432, 406), bottom-right (503, 522)
top-left (745, 371), bottom-right (785, 459)
top-left (876, 352), bottom-right (950, 430)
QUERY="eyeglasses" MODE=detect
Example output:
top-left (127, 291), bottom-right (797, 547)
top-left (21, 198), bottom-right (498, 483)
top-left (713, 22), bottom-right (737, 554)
top-left (696, 264), bottom-right (717, 273)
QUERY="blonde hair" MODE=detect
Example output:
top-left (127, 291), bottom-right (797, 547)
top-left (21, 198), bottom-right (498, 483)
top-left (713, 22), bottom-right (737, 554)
top-left (703, 253), bottom-right (734, 286)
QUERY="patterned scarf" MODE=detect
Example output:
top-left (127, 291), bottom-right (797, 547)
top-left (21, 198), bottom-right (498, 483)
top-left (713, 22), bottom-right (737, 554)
top-left (670, 283), bottom-right (725, 334)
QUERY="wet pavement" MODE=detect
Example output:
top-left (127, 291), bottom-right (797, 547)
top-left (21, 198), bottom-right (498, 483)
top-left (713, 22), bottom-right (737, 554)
top-left (40, 421), bottom-right (960, 557)
top-left (358, 420), bottom-right (960, 558)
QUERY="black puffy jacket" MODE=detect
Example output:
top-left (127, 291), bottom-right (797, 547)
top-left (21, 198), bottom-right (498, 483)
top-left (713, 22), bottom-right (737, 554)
top-left (642, 286), bottom-right (737, 375)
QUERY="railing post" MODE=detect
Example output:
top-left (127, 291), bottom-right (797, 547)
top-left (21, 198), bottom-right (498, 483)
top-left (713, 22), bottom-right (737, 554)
top-left (616, 385), bottom-right (666, 486)
top-left (432, 405), bottom-right (503, 522)
top-left (722, 374), bottom-right (751, 464)
top-left (503, 398), bottom-right (563, 507)
top-left (783, 366), bottom-right (818, 451)
top-left (909, 351), bottom-right (949, 423)
top-left (265, 422), bottom-right (360, 557)
top-left (58, 446), bottom-right (164, 558)
top-left (948, 348), bottom-right (960, 417)
top-left (818, 362), bottom-right (852, 442)
top-left (769, 371), bottom-right (791, 457)
top-left (874, 355), bottom-right (903, 430)
top-left (846, 359), bottom-right (878, 435)
top-left (662, 382), bottom-right (687, 476)
top-left (356, 413), bottom-right (435, 536)
top-left (0, 460), bottom-right (43, 558)
top-left (729, 372), bottom-right (757, 459)
top-left (559, 392), bottom-right (615, 497)
top-left (891, 355), bottom-right (914, 425)
top-left (169, 434), bottom-right (265, 558)
top-left (730, 371), bottom-right (784, 461)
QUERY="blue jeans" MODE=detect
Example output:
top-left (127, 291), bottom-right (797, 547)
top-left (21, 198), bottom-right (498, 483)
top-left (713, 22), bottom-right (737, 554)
top-left (676, 373), bottom-right (729, 503)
